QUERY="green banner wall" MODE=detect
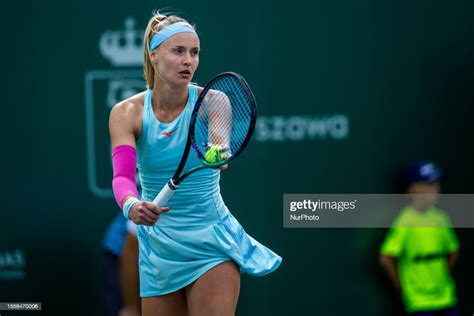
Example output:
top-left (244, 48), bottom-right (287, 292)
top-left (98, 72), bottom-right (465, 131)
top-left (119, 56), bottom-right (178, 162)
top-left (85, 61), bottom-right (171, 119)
top-left (3, 0), bottom-right (474, 315)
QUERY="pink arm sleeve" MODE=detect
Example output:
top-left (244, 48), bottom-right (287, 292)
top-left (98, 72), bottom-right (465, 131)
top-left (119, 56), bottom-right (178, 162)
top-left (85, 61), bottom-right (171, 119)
top-left (112, 145), bottom-right (140, 208)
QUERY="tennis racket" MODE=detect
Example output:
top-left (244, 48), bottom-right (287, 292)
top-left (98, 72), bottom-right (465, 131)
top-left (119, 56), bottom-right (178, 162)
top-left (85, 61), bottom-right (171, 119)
top-left (152, 72), bottom-right (257, 208)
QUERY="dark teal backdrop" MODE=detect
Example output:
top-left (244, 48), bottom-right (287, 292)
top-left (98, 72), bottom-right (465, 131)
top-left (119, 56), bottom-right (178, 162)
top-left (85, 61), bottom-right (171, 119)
top-left (3, 0), bottom-right (473, 315)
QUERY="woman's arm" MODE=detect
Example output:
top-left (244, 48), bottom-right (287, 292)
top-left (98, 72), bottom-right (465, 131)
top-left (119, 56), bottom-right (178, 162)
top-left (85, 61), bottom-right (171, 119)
top-left (109, 101), bottom-right (139, 149)
top-left (109, 101), bottom-right (141, 210)
top-left (109, 100), bottom-right (170, 224)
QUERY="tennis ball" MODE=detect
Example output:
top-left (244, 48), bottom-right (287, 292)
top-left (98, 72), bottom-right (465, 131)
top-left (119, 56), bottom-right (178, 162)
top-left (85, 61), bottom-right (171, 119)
top-left (205, 145), bottom-right (230, 164)
top-left (205, 145), bottom-right (221, 163)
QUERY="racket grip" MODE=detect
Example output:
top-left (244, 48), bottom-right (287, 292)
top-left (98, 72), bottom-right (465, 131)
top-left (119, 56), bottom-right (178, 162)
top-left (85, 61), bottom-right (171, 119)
top-left (152, 179), bottom-right (178, 208)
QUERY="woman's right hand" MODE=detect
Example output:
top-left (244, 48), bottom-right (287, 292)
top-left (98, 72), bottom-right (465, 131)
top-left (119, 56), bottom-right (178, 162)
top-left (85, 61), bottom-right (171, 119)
top-left (129, 201), bottom-right (171, 226)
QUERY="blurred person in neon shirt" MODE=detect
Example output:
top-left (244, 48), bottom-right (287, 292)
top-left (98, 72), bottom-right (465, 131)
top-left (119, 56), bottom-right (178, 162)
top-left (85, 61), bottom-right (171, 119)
top-left (379, 162), bottom-right (460, 316)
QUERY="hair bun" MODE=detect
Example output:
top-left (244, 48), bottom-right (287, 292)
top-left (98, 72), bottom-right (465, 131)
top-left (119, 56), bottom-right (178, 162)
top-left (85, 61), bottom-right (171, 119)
top-left (152, 10), bottom-right (167, 23)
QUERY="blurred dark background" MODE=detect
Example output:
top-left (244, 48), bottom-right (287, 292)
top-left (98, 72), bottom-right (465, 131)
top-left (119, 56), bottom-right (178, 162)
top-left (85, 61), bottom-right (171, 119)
top-left (2, 0), bottom-right (473, 315)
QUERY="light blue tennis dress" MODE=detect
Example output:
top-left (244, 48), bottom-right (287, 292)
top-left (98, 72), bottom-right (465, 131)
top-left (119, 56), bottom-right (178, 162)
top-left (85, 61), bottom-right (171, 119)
top-left (136, 85), bottom-right (282, 297)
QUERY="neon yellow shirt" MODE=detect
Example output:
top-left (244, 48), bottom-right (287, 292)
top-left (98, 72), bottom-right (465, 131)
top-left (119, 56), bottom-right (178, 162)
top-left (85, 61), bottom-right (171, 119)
top-left (380, 206), bottom-right (459, 312)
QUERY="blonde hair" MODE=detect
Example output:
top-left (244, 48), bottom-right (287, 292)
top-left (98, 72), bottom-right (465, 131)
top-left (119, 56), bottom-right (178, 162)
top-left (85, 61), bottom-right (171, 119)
top-left (143, 11), bottom-right (188, 88)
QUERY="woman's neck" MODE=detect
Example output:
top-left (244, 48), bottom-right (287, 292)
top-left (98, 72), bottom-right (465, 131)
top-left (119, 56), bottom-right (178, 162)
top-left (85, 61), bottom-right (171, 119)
top-left (152, 80), bottom-right (189, 112)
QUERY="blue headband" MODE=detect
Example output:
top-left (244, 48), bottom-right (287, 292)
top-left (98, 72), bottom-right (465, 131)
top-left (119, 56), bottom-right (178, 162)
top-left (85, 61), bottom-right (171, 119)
top-left (149, 21), bottom-right (196, 52)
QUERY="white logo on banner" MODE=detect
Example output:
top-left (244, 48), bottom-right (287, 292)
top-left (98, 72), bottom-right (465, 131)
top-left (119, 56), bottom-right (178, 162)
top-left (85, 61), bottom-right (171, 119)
top-left (99, 17), bottom-right (143, 67)
top-left (256, 115), bottom-right (349, 142)
top-left (85, 17), bottom-right (146, 198)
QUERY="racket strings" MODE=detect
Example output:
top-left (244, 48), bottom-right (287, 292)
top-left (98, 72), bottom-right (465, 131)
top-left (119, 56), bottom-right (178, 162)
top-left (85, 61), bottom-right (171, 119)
top-left (209, 78), bottom-right (252, 149)
top-left (194, 76), bottom-right (254, 160)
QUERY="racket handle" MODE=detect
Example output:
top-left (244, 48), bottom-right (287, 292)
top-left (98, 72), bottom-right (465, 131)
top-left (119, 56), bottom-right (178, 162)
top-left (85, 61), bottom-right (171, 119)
top-left (152, 179), bottom-right (178, 208)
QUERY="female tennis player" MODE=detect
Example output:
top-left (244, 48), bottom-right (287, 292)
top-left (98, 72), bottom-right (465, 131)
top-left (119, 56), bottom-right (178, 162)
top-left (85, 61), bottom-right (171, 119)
top-left (109, 11), bottom-right (282, 316)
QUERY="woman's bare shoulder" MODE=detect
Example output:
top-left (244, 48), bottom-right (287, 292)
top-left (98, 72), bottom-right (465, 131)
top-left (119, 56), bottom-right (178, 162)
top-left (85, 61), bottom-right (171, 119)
top-left (112, 91), bottom-right (146, 113)
top-left (110, 91), bottom-right (147, 120)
